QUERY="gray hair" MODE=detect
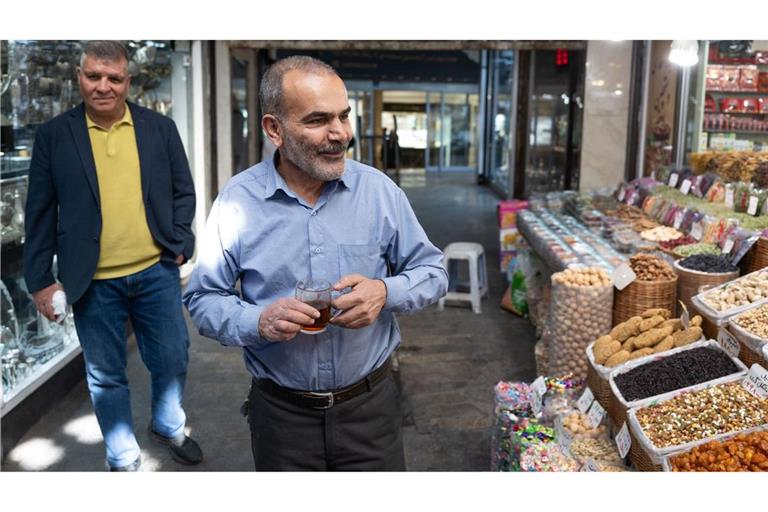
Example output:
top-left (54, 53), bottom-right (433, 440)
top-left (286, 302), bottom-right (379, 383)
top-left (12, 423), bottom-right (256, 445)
top-left (79, 40), bottom-right (129, 68)
top-left (259, 55), bottom-right (338, 117)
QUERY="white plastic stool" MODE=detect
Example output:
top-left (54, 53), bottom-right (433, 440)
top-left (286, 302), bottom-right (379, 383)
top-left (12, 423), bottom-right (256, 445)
top-left (438, 242), bottom-right (488, 314)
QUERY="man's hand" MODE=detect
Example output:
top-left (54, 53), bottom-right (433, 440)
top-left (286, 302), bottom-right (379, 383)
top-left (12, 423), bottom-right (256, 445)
top-left (32, 283), bottom-right (64, 322)
top-left (258, 297), bottom-right (321, 342)
top-left (330, 274), bottom-right (387, 329)
top-left (175, 254), bottom-right (185, 265)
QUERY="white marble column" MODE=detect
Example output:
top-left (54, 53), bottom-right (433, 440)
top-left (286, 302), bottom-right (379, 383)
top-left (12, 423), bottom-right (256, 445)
top-left (579, 41), bottom-right (634, 191)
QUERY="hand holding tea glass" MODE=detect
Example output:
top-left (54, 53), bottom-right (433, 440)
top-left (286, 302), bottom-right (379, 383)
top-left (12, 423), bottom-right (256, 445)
top-left (295, 279), bottom-right (332, 334)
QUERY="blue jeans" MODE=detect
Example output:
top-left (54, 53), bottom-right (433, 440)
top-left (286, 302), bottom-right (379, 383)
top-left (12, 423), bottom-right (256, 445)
top-left (72, 260), bottom-right (190, 468)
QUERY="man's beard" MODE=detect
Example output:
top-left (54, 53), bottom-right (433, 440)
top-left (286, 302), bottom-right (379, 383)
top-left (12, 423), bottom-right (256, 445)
top-left (280, 133), bottom-right (348, 182)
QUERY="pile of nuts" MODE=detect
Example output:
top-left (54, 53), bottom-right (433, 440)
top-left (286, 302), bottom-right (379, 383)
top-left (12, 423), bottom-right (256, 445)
top-left (700, 270), bottom-right (768, 313)
top-left (731, 304), bottom-right (768, 339)
top-left (635, 382), bottom-right (768, 449)
top-left (592, 308), bottom-right (703, 368)
top-left (561, 411), bottom-right (607, 438)
top-left (548, 268), bottom-right (614, 379)
top-left (640, 226), bottom-right (683, 242)
top-left (569, 437), bottom-right (624, 467)
top-left (669, 430), bottom-right (768, 472)
top-left (552, 267), bottom-right (612, 287)
top-left (629, 254), bottom-right (677, 281)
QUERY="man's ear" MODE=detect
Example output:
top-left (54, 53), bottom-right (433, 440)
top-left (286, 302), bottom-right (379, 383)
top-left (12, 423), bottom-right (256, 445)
top-left (261, 114), bottom-right (283, 148)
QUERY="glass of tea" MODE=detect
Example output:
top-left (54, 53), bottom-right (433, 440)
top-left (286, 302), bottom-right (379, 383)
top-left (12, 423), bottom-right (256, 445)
top-left (295, 279), bottom-right (332, 334)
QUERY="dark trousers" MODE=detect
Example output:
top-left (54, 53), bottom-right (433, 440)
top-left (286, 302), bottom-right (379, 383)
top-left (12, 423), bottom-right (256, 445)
top-left (246, 370), bottom-right (406, 471)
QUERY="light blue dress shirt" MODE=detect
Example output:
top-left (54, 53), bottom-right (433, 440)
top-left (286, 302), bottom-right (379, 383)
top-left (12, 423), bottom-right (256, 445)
top-left (183, 157), bottom-right (448, 391)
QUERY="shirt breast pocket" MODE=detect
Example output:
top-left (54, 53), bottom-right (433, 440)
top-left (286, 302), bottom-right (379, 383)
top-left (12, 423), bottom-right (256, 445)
top-left (338, 244), bottom-right (385, 279)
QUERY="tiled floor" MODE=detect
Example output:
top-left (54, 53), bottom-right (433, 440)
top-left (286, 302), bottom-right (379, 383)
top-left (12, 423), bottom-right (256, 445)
top-left (1, 170), bottom-right (536, 471)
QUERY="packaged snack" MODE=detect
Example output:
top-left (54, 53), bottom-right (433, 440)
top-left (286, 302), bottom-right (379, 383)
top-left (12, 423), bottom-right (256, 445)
top-left (742, 98), bottom-right (759, 113)
top-left (705, 93), bottom-right (717, 111)
top-left (706, 65), bottom-right (721, 91)
top-left (759, 97), bottom-right (768, 114)
top-left (759, 72), bottom-right (768, 93)
top-left (719, 66), bottom-right (741, 91)
top-left (720, 97), bottom-right (741, 113)
top-left (739, 66), bottom-right (759, 92)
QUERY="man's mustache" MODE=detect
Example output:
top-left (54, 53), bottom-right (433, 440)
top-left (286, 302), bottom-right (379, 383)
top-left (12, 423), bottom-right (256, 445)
top-left (318, 142), bottom-right (348, 154)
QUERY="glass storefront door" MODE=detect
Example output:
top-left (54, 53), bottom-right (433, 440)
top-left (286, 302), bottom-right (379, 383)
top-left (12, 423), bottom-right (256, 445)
top-left (487, 50), bottom-right (517, 195)
top-left (425, 91), bottom-right (478, 171)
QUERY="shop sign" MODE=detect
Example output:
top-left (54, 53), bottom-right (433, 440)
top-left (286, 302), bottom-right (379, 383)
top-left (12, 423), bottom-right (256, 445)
top-left (722, 237), bottom-right (735, 255)
top-left (530, 376), bottom-right (547, 415)
top-left (691, 222), bottom-right (704, 241)
top-left (748, 196), bottom-right (759, 216)
top-left (554, 415), bottom-right (573, 453)
top-left (615, 422), bottom-right (632, 459)
top-left (586, 400), bottom-right (606, 429)
top-left (577, 387), bottom-right (594, 414)
top-left (673, 211), bottom-right (684, 229)
top-left (742, 364), bottom-right (768, 399)
top-left (611, 263), bottom-right (636, 290)
top-left (717, 328), bottom-right (741, 359)
top-left (725, 189), bottom-right (735, 208)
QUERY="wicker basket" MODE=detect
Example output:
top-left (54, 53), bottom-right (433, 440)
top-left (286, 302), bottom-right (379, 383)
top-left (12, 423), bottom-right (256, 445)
top-left (613, 276), bottom-right (678, 326)
top-left (586, 361), bottom-right (613, 410)
top-left (738, 341), bottom-right (768, 369)
top-left (740, 237), bottom-right (768, 274)
top-left (673, 260), bottom-right (740, 317)
top-left (629, 431), bottom-right (663, 472)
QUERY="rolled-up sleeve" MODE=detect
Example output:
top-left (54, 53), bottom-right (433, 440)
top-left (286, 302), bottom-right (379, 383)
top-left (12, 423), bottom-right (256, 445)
top-left (182, 195), bottom-right (270, 347)
top-left (381, 189), bottom-right (448, 313)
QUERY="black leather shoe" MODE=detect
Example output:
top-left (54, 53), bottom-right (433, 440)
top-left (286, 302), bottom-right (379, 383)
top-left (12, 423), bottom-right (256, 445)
top-left (148, 424), bottom-right (203, 465)
top-left (109, 455), bottom-right (141, 472)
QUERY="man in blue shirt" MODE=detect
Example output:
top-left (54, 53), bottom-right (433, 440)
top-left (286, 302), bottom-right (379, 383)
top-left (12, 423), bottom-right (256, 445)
top-left (183, 55), bottom-right (447, 471)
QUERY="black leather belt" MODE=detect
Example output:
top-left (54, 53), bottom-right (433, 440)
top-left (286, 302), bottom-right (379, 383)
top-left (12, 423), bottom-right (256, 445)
top-left (255, 359), bottom-right (392, 410)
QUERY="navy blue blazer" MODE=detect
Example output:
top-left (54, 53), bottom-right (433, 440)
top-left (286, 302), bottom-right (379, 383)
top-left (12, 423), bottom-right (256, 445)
top-left (23, 102), bottom-right (196, 304)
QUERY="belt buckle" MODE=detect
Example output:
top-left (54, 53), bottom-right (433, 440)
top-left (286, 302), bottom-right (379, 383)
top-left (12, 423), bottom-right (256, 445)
top-left (306, 391), bottom-right (335, 409)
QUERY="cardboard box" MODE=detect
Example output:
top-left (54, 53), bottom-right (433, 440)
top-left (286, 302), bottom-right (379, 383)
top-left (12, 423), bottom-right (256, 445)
top-left (497, 200), bottom-right (529, 228)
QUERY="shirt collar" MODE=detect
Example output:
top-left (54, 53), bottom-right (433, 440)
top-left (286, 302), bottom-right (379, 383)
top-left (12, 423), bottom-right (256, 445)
top-left (264, 150), bottom-right (351, 200)
top-left (85, 104), bottom-right (133, 130)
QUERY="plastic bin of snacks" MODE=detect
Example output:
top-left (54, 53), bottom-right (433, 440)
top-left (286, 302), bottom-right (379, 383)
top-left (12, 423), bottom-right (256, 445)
top-left (626, 374), bottom-right (768, 471)
top-left (727, 303), bottom-right (768, 368)
top-left (691, 269), bottom-right (768, 326)
top-left (661, 426), bottom-right (768, 472)
top-left (607, 340), bottom-right (747, 429)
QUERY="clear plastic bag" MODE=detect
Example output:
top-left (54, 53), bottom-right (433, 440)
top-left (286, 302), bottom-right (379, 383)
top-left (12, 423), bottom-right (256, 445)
top-left (546, 271), bottom-right (614, 380)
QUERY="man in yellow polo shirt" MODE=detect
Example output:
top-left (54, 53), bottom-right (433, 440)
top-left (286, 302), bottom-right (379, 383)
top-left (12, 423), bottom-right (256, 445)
top-left (24, 41), bottom-right (201, 471)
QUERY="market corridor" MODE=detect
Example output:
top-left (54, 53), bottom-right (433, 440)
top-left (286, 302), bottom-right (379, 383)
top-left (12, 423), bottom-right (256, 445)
top-left (2, 170), bottom-right (537, 471)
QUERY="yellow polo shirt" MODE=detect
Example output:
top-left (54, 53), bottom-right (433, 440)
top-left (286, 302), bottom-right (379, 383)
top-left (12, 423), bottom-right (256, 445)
top-left (87, 107), bottom-right (163, 279)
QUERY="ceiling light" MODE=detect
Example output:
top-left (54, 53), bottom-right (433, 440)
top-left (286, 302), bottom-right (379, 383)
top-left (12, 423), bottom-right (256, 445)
top-left (669, 40), bottom-right (699, 67)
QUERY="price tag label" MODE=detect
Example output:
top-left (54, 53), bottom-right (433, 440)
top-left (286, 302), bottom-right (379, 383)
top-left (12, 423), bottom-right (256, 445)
top-left (580, 458), bottom-right (601, 472)
top-left (748, 196), bottom-right (759, 216)
top-left (615, 422), bottom-right (632, 459)
top-left (611, 263), bottom-right (637, 291)
top-left (530, 376), bottom-right (547, 415)
top-left (618, 186), bottom-right (627, 201)
top-left (717, 328), bottom-right (741, 359)
top-left (586, 400), bottom-right (606, 429)
top-left (722, 237), bottom-right (735, 255)
top-left (668, 173), bottom-right (679, 188)
top-left (680, 179), bottom-right (692, 195)
top-left (577, 387), bottom-right (595, 414)
top-left (725, 189), bottom-right (735, 209)
top-left (673, 211), bottom-right (684, 229)
top-left (554, 415), bottom-right (573, 453)
top-left (742, 364), bottom-right (768, 399)
top-left (691, 222), bottom-right (704, 241)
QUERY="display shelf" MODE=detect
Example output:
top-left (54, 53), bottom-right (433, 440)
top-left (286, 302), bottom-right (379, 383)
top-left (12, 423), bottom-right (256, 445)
top-left (706, 90), bottom-right (767, 95)
top-left (1, 341), bottom-right (82, 417)
top-left (704, 111), bottom-right (768, 115)
top-left (705, 130), bottom-right (768, 135)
